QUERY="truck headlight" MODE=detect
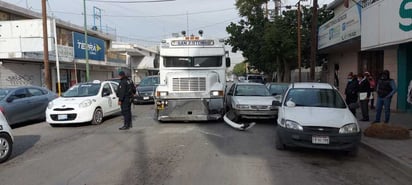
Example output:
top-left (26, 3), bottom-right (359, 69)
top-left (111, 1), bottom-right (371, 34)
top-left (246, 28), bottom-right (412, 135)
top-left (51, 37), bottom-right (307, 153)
top-left (156, 91), bottom-right (168, 97)
top-left (79, 99), bottom-right (92, 108)
top-left (339, 123), bottom-right (360, 134)
top-left (210, 90), bottom-right (224, 97)
top-left (280, 119), bottom-right (303, 131)
top-left (235, 104), bottom-right (250, 110)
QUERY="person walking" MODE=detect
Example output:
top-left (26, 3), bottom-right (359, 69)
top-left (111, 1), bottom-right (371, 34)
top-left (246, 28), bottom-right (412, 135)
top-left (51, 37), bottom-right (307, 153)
top-left (117, 71), bottom-right (136, 130)
top-left (358, 72), bottom-right (371, 121)
top-left (373, 70), bottom-right (397, 124)
top-left (345, 72), bottom-right (359, 117)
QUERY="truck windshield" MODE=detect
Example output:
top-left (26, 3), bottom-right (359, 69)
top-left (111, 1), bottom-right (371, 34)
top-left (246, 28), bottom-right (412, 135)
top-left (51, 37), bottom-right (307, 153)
top-left (163, 56), bottom-right (222, 67)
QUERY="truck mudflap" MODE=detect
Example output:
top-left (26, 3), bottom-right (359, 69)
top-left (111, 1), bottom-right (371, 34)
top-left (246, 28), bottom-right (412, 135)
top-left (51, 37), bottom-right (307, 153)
top-left (156, 98), bottom-right (224, 121)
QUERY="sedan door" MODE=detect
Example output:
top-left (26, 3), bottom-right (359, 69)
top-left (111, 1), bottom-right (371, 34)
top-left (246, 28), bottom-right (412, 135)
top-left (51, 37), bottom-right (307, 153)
top-left (225, 84), bottom-right (236, 110)
top-left (109, 82), bottom-right (121, 113)
top-left (100, 83), bottom-right (114, 115)
top-left (27, 87), bottom-right (49, 120)
top-left (3, 88), bottom-right (34, 125)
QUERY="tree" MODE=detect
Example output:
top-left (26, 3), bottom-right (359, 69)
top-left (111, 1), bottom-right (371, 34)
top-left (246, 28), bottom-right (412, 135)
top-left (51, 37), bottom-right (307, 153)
top-left (226, 1), bottom-right (333, 82)
top-left (232, 62), bottom-right (247, 76)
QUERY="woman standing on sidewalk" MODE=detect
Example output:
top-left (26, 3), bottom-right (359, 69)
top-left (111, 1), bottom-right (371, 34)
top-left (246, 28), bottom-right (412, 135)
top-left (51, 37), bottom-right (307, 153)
top-left (373, 70), bottom-right (397, 124)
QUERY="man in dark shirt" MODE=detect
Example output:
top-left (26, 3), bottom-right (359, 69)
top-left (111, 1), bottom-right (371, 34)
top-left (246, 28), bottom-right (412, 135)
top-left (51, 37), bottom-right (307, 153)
top-left (373, 70), bottom-right (397, 123)
top-left (345, 72), bottom-right (359, 117)
top-left (117, 71), bottom-right (135, 130)
top-left (358, 72), bottom-right (371, 121)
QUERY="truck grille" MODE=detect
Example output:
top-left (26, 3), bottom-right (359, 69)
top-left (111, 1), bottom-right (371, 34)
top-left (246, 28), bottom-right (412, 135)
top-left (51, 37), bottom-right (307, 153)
top-left (172, 77), bottom-right (206, 91)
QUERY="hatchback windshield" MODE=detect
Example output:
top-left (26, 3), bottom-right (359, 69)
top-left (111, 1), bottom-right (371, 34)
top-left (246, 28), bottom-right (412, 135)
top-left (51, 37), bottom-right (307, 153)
top-left (139, 76), bottom-right (159, 86)
top-left (235, 85), bottom-right (270, 96)
top-left (284, 88), bottom-right (346, 108)
top-left (62, 84), bottom-right (101, 97)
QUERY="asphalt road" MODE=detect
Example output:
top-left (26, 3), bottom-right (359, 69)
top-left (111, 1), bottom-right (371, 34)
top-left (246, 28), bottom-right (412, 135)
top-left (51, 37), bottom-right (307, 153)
top-left (0, 104), bottom-right (411, 185)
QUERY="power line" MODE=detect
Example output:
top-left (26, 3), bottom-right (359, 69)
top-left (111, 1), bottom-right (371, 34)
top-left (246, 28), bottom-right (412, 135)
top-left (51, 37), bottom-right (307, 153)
top-left (42, 7), bottom-right (235, 18)
top-left (87, 0), bottom-right (175, 3)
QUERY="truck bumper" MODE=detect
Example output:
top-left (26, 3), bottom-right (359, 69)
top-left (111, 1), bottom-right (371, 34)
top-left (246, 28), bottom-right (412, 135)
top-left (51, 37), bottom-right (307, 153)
top-left (156, 98), bottom-right (223, 121)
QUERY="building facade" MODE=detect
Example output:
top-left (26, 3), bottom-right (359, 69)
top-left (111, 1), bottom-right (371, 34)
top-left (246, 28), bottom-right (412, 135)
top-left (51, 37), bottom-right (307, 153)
top-left (0, 1), bottom-right (158, 93)
top-left (319, 0), bottom-right (412, 112)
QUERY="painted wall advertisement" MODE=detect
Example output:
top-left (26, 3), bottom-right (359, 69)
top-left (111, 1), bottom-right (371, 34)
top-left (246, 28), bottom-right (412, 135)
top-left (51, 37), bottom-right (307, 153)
top-left (73, 32), bottom-right (105, 61)
top-left (362, 0), bottom-right (412, 50)
top-left (318, 5), bottom-right (362, 50)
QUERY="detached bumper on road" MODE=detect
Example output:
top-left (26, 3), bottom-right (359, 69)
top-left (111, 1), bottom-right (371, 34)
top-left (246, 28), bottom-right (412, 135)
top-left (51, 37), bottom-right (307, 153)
top-left (277, 126), bottom-right (361, 151)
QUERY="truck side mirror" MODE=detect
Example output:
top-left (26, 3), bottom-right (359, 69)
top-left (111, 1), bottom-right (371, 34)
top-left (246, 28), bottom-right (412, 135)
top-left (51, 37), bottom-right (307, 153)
top-left (226, 58), bottom-right (231, 67)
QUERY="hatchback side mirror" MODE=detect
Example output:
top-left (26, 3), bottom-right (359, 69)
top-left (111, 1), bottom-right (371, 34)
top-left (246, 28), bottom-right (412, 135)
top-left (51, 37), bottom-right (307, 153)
top-left (102, 90), bottom-right (111, 97)
top-left (6, 97), bottom-right (14, 103)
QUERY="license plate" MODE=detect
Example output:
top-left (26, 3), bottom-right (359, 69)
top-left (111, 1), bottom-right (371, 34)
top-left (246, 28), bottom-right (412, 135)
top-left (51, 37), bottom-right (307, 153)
top-left (143, 97), bottom-right (149, 100)
top-left (312, 136), bottom-right (330, 144)
top-left (58, 114), bottom-right (68, 120)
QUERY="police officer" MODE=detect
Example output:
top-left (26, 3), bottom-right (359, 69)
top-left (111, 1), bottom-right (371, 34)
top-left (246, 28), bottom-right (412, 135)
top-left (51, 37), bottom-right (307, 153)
top-left (117, 71), bottom-right (135, 130)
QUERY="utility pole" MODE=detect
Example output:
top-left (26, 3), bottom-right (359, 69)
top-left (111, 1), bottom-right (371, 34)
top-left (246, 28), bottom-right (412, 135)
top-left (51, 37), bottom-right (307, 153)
top-left (310, 0), bottom-right (318, 81)
top-left (41, 0), bottom-right (51, 89)
top-left (83, 0), bottom-right (90, 81)
top-left (297, 1), bottom-right (302, 82)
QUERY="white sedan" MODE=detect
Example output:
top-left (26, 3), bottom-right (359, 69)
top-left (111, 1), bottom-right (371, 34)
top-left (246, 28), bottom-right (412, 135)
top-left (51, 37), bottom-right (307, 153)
top-left (46, 80), bottom-right (121, 126)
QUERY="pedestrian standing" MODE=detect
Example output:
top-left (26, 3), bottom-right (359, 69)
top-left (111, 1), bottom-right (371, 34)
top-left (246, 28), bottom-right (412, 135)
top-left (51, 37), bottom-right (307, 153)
top-left (117, 71), bottom-right (136, 130)
top-left (367, 73), bottom-right (376, 109)
top-left (345, 72), bottom-right (359, 117)
top-left (358, 72), bottom-right (371, 121)
top-left (373, 70), bottom-right (397, 123)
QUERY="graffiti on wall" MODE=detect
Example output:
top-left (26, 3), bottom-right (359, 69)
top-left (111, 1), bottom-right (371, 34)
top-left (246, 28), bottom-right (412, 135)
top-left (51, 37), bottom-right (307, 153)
top-left (6, 74), bottom-right (34, 85)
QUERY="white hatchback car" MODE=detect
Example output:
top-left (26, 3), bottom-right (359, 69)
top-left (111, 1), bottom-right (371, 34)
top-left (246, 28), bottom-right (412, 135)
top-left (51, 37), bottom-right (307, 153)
top-left (0, 112), bottom-right (13, 163)
top-left (46, 80), bottom-right (121, 126)
top-left (273, 83), bottom-right (361, 155)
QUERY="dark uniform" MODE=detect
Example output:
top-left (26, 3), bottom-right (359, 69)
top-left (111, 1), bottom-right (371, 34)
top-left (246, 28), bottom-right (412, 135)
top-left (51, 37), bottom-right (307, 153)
top-left (117, 71), bottom-right (135, 130)
top-left (345, 75), bottom-right (359, 117)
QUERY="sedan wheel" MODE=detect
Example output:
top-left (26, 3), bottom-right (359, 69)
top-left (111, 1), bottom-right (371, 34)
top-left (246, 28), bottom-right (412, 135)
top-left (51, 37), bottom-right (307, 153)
top-left (0, 133), bottom-right (12, 163)
top-left (91, 108), bottom-right (103, 125)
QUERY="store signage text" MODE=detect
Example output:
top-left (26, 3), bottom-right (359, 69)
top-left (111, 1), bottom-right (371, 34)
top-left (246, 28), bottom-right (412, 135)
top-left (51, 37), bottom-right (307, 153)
top-left (399, 0), bottom-right (412, 31)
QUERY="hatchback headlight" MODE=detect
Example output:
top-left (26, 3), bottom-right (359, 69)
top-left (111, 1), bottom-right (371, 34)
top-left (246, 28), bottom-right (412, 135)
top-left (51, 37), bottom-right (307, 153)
top-left (280, 119), bottom-right (303, 131)
top-left (339, 123), bottom-right (360, 134)
top-left (235, 104), bottom-right (249, 110)
top-left (79, 99), bottom-right (92, 108)
top-left (47, 101), bottom-right (54, 109)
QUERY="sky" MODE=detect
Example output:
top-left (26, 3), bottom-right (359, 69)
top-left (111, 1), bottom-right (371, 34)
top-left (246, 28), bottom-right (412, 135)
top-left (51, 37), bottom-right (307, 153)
top-left (3, 0), bottom-right (333, 66)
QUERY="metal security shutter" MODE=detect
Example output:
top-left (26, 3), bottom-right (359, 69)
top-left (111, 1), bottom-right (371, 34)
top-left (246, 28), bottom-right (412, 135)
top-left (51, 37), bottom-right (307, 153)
top-left (0, 62), bottom-right (42, 88)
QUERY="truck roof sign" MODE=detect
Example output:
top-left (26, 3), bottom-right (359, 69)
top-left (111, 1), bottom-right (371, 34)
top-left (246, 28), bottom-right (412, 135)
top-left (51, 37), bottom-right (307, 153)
top-left (171, 40), bottom-right (215, 46)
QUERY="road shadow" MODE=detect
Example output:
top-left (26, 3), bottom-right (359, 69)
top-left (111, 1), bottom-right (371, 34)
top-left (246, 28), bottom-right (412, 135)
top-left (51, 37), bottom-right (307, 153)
top-left (10, 135), bottom-right (41, 159)
top-left (10, 119), bottom-right (45, 129)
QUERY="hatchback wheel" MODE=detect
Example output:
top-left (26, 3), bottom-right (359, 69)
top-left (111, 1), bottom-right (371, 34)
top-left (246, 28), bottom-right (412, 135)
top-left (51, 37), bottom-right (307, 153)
top-left (91, 108), bottom-right (103, 125)
top-left (0, 133), bottom-right (13, 163)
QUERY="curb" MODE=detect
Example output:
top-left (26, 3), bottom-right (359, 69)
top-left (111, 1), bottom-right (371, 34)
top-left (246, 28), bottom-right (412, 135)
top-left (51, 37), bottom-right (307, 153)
top-left (360, 139), bottom-right (412, 178)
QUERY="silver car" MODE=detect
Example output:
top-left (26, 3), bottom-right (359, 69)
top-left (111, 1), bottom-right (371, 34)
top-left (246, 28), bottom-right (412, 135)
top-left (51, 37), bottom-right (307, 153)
top-left (0, 86), bottom-right (58, 125)
top-left (225, 83), bottom-right (277, 121)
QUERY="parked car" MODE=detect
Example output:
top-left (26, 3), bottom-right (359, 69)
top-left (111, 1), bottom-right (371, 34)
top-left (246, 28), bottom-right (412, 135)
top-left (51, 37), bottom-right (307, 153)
top-left (246, 74), bottom-right (265, 84)
top-left (273, 82), bottom-right (361, 156)
top-left (0, 86), bottom-right (58, 125)
top-left (225, 82), bottom-right (278, 121)
top-left (46, 80), bottom-right (121, 126)
top-left (105, 78), bottom-right (121, 84)
top-left (0, 111), bottom-right (13, 163)
top-left (266, 82), bottom-right (290, 96)
top-left (133, 75), bottom-right (159, 104)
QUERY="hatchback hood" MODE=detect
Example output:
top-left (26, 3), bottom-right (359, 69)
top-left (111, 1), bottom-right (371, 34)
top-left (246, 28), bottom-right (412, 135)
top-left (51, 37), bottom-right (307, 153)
top-left (233, 96), bottom-right (276, 105)
top-left (52, 97), bottom-right (95, 107)
top-left (282, 107), bottom-right (357, 128)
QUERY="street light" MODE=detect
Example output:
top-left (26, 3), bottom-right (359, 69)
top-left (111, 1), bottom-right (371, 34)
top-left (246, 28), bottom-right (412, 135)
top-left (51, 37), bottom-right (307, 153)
top-left (83, 0), bottom-right (90, 81)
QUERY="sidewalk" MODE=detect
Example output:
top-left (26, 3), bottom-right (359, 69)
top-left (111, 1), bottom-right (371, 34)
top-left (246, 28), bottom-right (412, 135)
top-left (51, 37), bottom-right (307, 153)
top-left (357, 109), bottom-right (412, 175)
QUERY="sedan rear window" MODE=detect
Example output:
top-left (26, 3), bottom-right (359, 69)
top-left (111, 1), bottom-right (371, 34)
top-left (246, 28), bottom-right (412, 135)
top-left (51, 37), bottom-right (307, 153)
top-left (235, 85), bottom-right (270, 96)
top-left (284, 88), bottom-right (346, 108)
